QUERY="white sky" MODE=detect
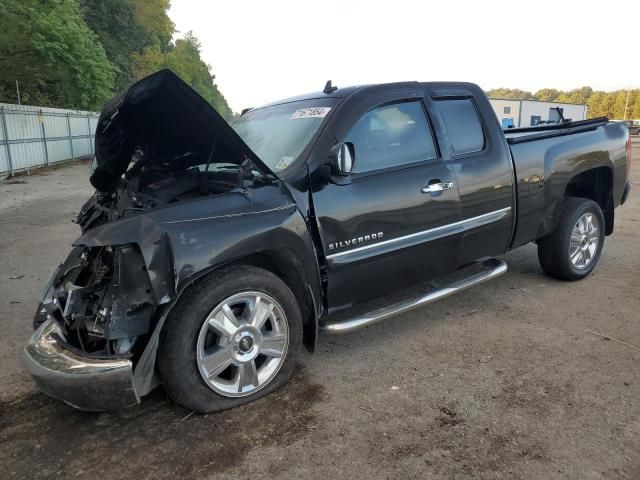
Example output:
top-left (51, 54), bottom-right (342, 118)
top-left (169, 0), bottom-right (638, 113)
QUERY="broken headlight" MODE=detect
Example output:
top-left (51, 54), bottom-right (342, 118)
top-left (34, 244), bottom-right (155, 356)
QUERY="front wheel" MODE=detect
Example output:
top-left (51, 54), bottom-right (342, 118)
top-left (537, 197), bottom-right (605, 281)
top-left (158, 265), bottom-right (302, 413)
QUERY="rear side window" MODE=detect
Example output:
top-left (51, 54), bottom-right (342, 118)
top-left (345, 101), bottom-right (437, 173)
top-left (435, 99), bottom-right (485, 155)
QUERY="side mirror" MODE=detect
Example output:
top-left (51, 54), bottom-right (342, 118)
top-left (329, 142), bottom-right (354, 176)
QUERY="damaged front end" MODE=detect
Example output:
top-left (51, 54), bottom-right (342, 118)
top-left (24, 244), bottom-right (159, 410)
top-left (34, 245), bottom-right (155, 356)
top-left (23, 69), bottom-right (283, 411)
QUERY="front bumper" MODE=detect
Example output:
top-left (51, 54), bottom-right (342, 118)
top-left (22, 319), bottom-right (140, 411)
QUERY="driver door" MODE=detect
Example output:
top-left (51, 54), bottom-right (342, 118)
top-left (311, 91), bottom-right (462, 310)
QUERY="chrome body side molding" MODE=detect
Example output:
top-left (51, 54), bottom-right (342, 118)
top-left (319, 258), bottom-right (507, 334)
top-left (326, 207), bottom-right (511, 263)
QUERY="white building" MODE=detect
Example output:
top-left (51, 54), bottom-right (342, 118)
top-left (489, 98), bottom-right (588, 128)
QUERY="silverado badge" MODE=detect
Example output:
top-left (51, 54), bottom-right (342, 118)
top-left (328, 232), bottom-right (384, 251)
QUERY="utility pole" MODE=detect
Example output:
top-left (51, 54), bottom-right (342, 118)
top-left (15, 80), bottom-right (21, 105)
top-left (624, 89), bottom-right (630, 120)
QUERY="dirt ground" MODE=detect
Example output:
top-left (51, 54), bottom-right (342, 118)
top-left (1, 142), bottom-right (639, 480)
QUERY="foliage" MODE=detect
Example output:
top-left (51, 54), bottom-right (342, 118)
top-left (555, 87), bottom-right (593, 105)
top-left (133, 32), bottom-right (232, 118)
top-left (0, 0), bottom-right (116, 109)
top-left (533, 88), bottom-right (562, 102)
top-left (78, 0), bottom-right (152, 91)
top-left (0, 0), bottom-right (231, 118)
top-left (489, 87), bottom-right (640, 120)
top-left (486, 88), bottom-right (535, 100)
top-left (131, 45), bottom-right (166, 80)
top-left (131, 0), bottom-right (175, 50)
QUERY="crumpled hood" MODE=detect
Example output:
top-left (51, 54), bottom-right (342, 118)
top-left (90, 69), bottom-right (273, 192)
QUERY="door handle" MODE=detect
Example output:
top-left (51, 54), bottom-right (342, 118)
top-left (421, 181), bottom-right (455, 194)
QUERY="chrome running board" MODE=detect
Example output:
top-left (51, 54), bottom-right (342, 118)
top-left (319, 258), bottom-right (507, 335)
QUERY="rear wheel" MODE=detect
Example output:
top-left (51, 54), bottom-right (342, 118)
top-left (537, 197), bottom-right (605, 281)
top-left (158, 265), bottom-right (302, 413)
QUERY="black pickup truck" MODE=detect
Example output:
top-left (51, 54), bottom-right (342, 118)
top-left (23, 70), bottom-right (632, 412)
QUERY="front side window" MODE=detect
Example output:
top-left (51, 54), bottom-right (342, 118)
top-left (435, 99), bottom-right (485, 155)
top-left (345, 101), bottom-right (437, 173)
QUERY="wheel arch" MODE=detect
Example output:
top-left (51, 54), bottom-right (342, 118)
top-left (228, 249), bottom-right (320, 352)
top-left (173, 248), bottom-right (321, 353)
top-left (563, 166), bottom-right (614, 235)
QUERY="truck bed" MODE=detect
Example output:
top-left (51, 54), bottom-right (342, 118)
top-left (505, 118), bottom-right (629, 249)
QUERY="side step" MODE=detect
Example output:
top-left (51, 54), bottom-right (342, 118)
top-left (319, 258), bottom-right (507, 335)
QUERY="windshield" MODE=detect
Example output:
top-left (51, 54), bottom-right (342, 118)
top-left (231, 98), bottom-right (337, 172)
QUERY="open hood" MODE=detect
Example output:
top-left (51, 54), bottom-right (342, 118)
top-left (90, 69), bottom-right (273, 192)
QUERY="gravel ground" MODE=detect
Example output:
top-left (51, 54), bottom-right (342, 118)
top-left (1, 141), bottom-right (639, 479)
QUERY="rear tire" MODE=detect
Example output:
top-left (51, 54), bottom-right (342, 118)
top-left (158, 265), bottom-right (302, 413)
top-left (537, 197), bottom-right (605, 281)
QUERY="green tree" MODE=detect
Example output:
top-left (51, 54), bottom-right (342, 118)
top-left (632, 92), bottom-right (640, 119)
top-left (621, 90), bottom-right (637, 120)
top-left (0, 0), bottom-right (115, 109)
top-left (558, 86), bottom-right (593, 105)
top-left (612, 91), bottom-right (628, 119)
top-left (165, 33), bottom-right (231, 117)
top-left (587, 92), bottom-right (606, 118)
top-left (132, 32), bottom-right (232, 118)
top-left (534, 88), bottom-right (561, 102)
top-left (78, 0), bottom-right (152, 91)
top-left (131, 0), bottom-right (175, 49)
top-left (127, 2), bottom-right (232, 116)
top-left (131, 44), bottom-right (166, 79)
top-left (601, 93), bottom-right (616, 119)
top-left (577, 86), bottom-right (594, 102)
top-left (487, 88), bottom-right (535, 100)
top-left (0, 0), bottom-right (232, 116)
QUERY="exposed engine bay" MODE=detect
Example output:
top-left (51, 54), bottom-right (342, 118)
top-left (76, 148), bottom-right (267, 232)
top-left (76, 68), bottom-right (275, 232)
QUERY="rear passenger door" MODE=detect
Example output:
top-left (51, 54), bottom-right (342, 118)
top-left (430, 91), bottom-right (515, 265)
top-left (311, 89), bottom-right (462, 310)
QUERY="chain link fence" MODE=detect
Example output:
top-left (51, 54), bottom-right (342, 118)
top-left (0, 103), bottom-right (99, 178)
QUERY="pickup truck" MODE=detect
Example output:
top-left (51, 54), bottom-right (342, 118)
top-left (23, 70), bottom-right (632, 413)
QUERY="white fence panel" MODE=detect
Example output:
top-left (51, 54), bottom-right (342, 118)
top-left (43, 114), bottom-right (68, 138)
top-left (47, 139), bottom-right (72, 164)
top-left (69, 116), bottom-right (90, 136)
top-left (0, 110), bottom-right (6, 174)
top-left (0, 103), bottom-right (99, 177)
top-left (0, 143), bottom-right (7, 174)
top-left (73, 138), bottom-right (92, 158)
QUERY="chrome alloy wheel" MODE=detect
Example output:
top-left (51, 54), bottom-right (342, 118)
top-left (569, 212), bottom-right (600, 269)
top-left (196, 292), bottom-right (289, 397)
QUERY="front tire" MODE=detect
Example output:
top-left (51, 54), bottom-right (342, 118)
top-left (158, 265), bottom-right (302, 413)
top-left (537, 197), bottom-right (605, 281)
